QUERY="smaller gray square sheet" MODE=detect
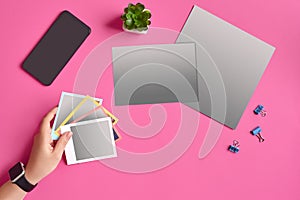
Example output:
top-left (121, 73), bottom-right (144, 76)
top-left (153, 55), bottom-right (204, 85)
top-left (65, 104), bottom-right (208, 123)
top-left (112, 43), bottom-right (198, 105)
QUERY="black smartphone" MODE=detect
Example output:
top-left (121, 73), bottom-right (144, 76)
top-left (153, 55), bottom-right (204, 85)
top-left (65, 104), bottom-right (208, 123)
top-left (22, 11), bottom-right (91, 86)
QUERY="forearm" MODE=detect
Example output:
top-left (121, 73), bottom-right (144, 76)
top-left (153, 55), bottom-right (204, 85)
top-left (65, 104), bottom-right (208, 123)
top-left (0, 181), bottom-right (27, 200)
top-left (0, 107), bottom-right (71, 200)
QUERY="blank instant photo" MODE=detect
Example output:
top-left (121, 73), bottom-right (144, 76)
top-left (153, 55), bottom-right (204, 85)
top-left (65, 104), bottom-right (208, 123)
top-left (51, 92), bottom-right (103, 140)
top-left (61, 118), bottom-right (117, 165)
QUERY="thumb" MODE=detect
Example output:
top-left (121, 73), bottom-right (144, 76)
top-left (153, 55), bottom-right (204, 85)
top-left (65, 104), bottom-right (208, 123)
top-left (54, 132), bottom-right (73, 157)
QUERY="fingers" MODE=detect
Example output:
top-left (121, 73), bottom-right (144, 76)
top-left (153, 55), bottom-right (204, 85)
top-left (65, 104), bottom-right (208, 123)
top-left (53, 132), bottom-right (73, 157)
top-left (40, 107), bottom-right (58, 133)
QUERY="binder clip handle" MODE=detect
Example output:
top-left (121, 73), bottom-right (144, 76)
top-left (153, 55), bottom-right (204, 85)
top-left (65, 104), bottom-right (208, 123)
top-left (260, 110), bottom-right (267, 117)
top-left (233, 140), bottom-right (240, 147)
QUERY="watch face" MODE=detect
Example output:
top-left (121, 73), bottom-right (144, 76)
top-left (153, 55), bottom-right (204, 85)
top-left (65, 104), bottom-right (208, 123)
top-left (9, 162), bottom-right (25, 182)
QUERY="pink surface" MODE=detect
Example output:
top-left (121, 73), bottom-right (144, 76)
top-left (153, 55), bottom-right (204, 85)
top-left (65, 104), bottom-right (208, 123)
top-left (0, 0), bottom-right (300, 199)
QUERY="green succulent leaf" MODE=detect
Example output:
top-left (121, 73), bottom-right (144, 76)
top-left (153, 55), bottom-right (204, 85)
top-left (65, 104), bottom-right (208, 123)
top-left (121, 14), bottom-right (127, 21)
top-left (136, 3), bottom-right (145, 11)
top-left (128, 4), bottom-right (135, 12)
top-left (128, 3), bottom-right (134, 8)
top-left (140, 12), bottom-right (148, 20)
top-left (134, 9), bottom-right (142, 15)
top-left (126, 23), bottom-right (135, 30)
top-left (143, 21), bottom-right (149, 27)
top-left (132, 14), bottom-right (138, 20)
top-left (143, 10), bottom-right (151, 19)
top-left (125, 13), bottom-right (132, 19)
top-left (125, 19), bottom-right (133, 26)
top-left (135, 21), bottom-right (141, 27)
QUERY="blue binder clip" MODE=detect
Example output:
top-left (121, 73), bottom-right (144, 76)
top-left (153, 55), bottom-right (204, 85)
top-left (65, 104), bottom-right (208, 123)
top-left (251, 126), bottom-right (265, 142)
top-left (228, 140), bottom-right (240, 153)
top-left (254, 105), bottom-right (267, 117)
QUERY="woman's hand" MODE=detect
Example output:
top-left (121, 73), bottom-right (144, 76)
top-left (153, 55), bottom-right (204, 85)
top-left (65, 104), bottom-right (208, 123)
top-left (25, 107), bottom-right (72, 184)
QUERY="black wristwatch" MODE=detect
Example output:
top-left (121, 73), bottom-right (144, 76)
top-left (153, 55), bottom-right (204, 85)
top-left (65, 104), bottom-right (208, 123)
top-left (9, 162), bottom-right (37, 192)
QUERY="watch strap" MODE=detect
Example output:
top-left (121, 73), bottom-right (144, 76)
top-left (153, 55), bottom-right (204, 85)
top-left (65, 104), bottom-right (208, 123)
top-left (15, 175), bottom-right (37, 192)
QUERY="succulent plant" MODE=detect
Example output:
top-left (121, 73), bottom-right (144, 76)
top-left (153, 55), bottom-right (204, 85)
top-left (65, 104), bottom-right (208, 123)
top-left (121, 3), bottom-right (151, 31)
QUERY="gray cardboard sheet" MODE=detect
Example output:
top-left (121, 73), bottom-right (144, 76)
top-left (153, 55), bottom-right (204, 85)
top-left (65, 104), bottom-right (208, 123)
top-left (176, 6), bottom-right (275, 129)
top-left (112, 43), bottom-right (198, 105)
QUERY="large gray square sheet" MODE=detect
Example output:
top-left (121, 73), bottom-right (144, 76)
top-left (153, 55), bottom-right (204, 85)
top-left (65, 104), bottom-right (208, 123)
top-left (177, 6), bottom-right (275, 129)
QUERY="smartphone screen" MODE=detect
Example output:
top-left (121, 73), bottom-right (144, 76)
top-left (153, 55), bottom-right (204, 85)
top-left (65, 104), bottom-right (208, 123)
top-left (22, 11), bottom-right (91, 86)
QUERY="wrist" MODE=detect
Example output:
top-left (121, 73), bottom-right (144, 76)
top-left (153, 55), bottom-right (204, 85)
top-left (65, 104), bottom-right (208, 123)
top-left (9, 162), bottom-right (38, 193)
top-left (24, 170), bottom-right (40, 185)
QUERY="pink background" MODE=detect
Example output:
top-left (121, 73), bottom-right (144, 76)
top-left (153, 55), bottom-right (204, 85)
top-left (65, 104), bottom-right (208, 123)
top-left (1, 0), bottom-right (300, 199)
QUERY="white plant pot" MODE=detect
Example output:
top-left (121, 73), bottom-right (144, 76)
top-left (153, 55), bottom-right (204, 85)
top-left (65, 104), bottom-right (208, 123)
top-left (122, 24), bottom-right (148, 34)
